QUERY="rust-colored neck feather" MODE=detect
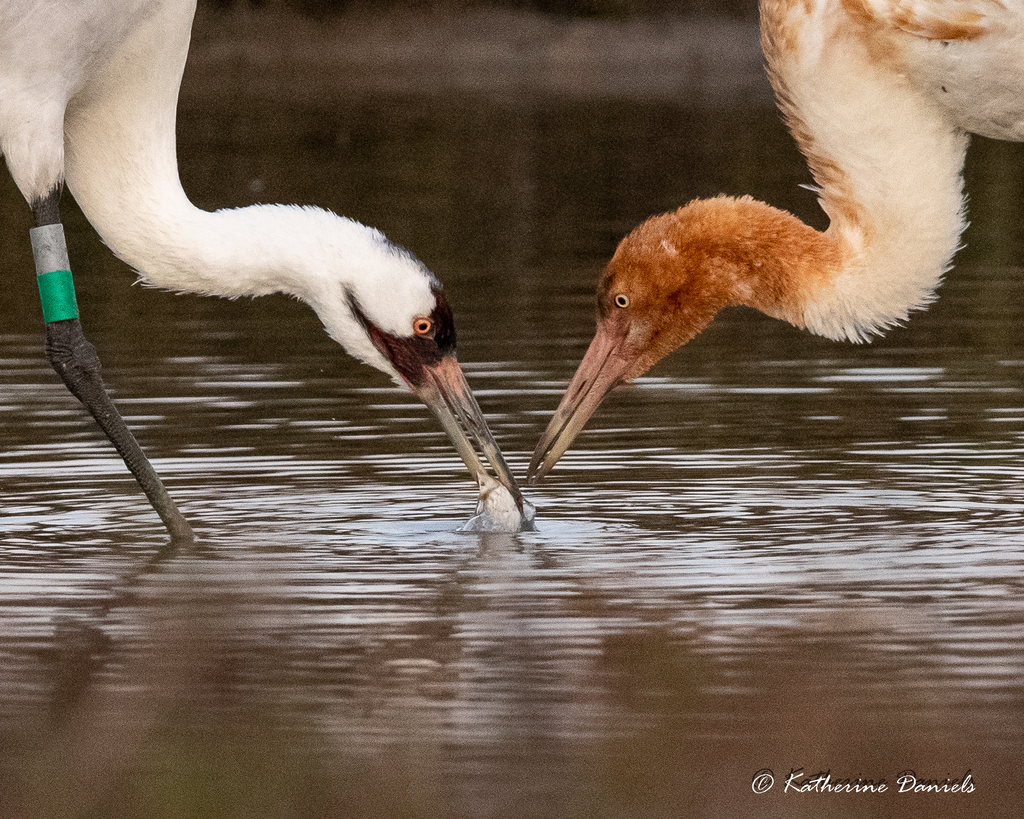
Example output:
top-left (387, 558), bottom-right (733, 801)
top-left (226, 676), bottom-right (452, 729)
top-left (600, 196), bottom-right (843, 376)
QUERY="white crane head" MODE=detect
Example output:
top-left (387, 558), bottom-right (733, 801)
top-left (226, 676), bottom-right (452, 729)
top-left (286, 214), bottom-right (524, 511)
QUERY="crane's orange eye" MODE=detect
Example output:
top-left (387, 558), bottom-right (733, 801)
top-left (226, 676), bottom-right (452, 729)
top-left (614, 294), bottom-right (630, 308)
top-left (413, 317), bottom-right (433, 336)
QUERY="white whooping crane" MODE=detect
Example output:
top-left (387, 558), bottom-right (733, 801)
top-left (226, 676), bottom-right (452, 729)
top-left (1, 0), bottom-right (526, 541)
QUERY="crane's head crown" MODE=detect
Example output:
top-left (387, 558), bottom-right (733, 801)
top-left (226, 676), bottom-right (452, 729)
top-left (596, 201), bottom-right (744, 379)
top-left (528, 197), bottom-right (761, 483)
top-left (301, 214), bottom-right (525, 511)
top-left (301, 217), bottom-right (451, 386)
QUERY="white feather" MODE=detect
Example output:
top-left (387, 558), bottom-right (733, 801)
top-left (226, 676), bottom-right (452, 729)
top-left (1, 0), bottom-right (437, 385)
top-left (763, 0), bottom-right (1024, 342)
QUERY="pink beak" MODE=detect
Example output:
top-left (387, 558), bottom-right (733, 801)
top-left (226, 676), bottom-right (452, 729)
top-left (528, 321), bottom-right (633, 482)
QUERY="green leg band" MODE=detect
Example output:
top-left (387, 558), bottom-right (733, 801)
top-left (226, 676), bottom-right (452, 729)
top-left (30, 223), bottom-right (80, 323)
top-left (37, 269), bottom-right (80, 322)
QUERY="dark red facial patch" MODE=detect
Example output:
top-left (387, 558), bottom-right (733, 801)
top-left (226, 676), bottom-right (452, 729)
top-left (348, 288), bottom-right (457, 387)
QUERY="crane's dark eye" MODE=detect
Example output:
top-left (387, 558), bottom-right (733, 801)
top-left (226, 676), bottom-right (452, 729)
top-left (413, 316), bottom-right (433, 336)
top-left (614, 294), bottom-right (630, 308)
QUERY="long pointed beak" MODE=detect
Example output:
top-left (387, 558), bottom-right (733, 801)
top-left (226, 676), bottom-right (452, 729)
top-left (413, 355), bottom-right (525, 512)
top-left (528, 322), bottom-right (633, 482)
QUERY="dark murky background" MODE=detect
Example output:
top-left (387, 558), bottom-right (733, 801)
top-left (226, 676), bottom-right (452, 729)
top-left (2, 7), bottom-right (1023, 818)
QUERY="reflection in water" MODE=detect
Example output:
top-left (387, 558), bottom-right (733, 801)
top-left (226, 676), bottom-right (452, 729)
top-left (2, 11), bottom-right (1024, 818)
top-left (2, 518), bottom-right (1022, 817)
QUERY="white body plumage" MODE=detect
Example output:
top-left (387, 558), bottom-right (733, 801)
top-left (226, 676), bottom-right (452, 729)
top-left (1, 0), bottom-right (528, 528)
top-left (0, 0), bottom-right (437, 382)
top-left (764, 0), bottom-right (1024, 342)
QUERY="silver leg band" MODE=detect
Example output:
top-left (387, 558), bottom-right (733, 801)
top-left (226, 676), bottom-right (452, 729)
top-left (30, 223), bottom-right (71, 275)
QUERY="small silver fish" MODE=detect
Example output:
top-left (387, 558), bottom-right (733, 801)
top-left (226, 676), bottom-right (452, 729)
top-left (458, 473), bottom-right (536, 533)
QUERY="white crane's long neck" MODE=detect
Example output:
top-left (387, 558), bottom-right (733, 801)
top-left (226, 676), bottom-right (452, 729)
top-left (57, 0), bottom-right (429, 383)
top-left (61, 0), bottom-right (310, 302)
